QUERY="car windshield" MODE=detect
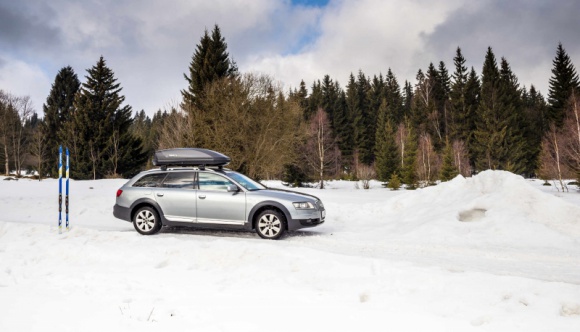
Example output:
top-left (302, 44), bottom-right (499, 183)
top-left (225, 171), bottom-right (266, 191)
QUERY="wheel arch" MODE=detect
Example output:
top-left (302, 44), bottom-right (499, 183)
top-left (130, 198), bottom-right (167, 225)
top-left (248, 201), bottom-right (291, 230)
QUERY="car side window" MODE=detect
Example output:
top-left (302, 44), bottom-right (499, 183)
top-left (132, 173), bottom-right (167, 187)
top-left (161, 172), bottom-right (194, 189)
top-left (198, 172), bottom-right (234, 192)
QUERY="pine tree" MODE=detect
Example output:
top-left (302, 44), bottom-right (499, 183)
top-left (375, 100), bottom-right (400, 182)
top-left (208, 25), bottom-right (238, 78)
top-left (350, 71), bottom-right (374, 165)
top-left (471, 50), bottom-right (527, 173)
top-left (440, 140), bottom-right (458, 181)
top-left (548, 43), bottom-right (580, 127)
top-left (464, 67), bottom-right (481, 166)
top-left (369, 74), bottom-right (385, 126)
top-left (181, 25), bottom-right (238, 111)
top-left (333, 90), bottom-right (354, 172)
top-left (402, 80), bottom-right (414, 120)
top-left (401, 122), bottom-right (418, 189)
top-left (387, 172), bottom-right (401, 190)
top-left (130, 110), bottom-right (154, 162)
top-left (426, 63), bottom-right (444, 143)
top-left (296, 80), bottom-right (308, 111)
top-left (412, 69), bottom-right (436, 137)
top-left (436, 61), bottom-right (451, 142)
top-left (306, 80), bottom-right (323, 120)
top-left (43, 66), bottom-right (80, 176)
top-left (449, 48), bottom-right (469, 142)
top-left (472, 47), bottom-right (506, 171)
top-left (385, 69), bottom-right (403, 124)
top-left (498, 57), bottom-right (527, 173)
top-left (522, 85), bottom-right (548, 175)
top-left (70, 56), bottom-right (146, 179)
top-left (321, 75), bottom-right (339, 126)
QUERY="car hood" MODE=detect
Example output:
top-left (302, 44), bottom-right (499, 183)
top-left (249, 188), bottom-right (321, 203)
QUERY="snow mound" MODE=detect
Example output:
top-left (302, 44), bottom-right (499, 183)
top-left (385, 170), bottom-right (580, 246)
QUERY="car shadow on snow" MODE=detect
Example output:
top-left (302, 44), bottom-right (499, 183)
top-left (158, 226), bottom-right (324, 240)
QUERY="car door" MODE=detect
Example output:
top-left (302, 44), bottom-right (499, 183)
top-left (196, 172), bottom-right (246, 225)
top-left (154, 171), bottom-right (197, 222)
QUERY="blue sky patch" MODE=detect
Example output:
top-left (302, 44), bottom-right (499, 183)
top-left (291, 0), bottom-right (330, 7)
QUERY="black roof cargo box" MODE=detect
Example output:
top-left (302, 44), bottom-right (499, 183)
top-left (153, 148), bottom-right (230, 167)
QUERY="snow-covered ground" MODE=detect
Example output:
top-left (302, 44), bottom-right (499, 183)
top-left (1, 170), bottom-right (579, 331)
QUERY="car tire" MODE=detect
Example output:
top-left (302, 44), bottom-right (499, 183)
top-left (133, 206), bottom-right (162, 235)
top-left (256, 209), bottom-right (286, 240)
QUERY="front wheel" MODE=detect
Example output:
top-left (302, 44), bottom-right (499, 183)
top-left (256, 209), bottom-right (286, 240)
top-left (133, 206), bottom-right (162, 235)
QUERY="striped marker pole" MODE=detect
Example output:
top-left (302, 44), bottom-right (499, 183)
top-left (65, 147), bottom-right (70, 231)
top-left (58, 146), bottom-right (63, 233)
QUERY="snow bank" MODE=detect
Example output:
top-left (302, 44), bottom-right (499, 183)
top-left (1, 171), bottom-right (580, 331)
top-left (298, 171), bottom-right (580, 284)
top-left (384, 170), bottom-right (580, 243)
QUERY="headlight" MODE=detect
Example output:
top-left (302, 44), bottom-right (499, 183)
top-left (293, 202), bottom-right (315, 209)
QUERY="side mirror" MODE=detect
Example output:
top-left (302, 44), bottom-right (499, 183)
top-left (227, 184), bottom-right (239, 192)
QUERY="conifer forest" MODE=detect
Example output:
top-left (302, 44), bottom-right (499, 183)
top-left (1, 25), bottom-right (579, 187)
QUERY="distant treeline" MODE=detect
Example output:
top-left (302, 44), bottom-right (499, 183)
top-left (1, 24), bottom-right (579, 189)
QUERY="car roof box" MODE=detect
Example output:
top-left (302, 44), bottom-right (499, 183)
top-left (152, 148), bottom-right (231, 167)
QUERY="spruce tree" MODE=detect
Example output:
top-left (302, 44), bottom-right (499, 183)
top-left (71, 56), bottom-right (146, 179)
top-left (321, 75), bottom-right (339, 126)
top-left (369, 74), bottom-right (385, 126)
top-left (440, 140), bottom-right (458, 181)
top-left (387, 172), bottom-right (401, 190)
top-left (426, 63), bottom-right (444, 144)
top-left (522, 85), bottom-right (548, 176)
top-left (402, 80), bottom-right (413, 120)
top-left (412, 69), bottom-right (436, 136)
top-left (130, 110), bottom-right (154, 162)
top-left (472, 47), bottom-right (505, 171)
top-left (464, 67), bottom-right (481, 166)
top-left (181, 25), bottom-right (238, 111)
top-left (43, 66), bottom-right (80, 176)
top-left (401, 122), bottom-right (418, 189)
top-left (449, 48), bottom-right (469, 142)
top-left (351, 71), bottom-right (374, 165)
top-left (385, 69), bottom-right (403, 124)
top-left (333, 90), bottom-right (354, 172)
top-left (375, 100), bottom-right (400, 182)
top-left (306, 80), bottom-right (323, 120)
top-left (548, 43), bottom-right (580, 127)
top-left (436, 61), bottom-right (451, 142)
top-left (498, 57), bottom-right (527, 173)
top-left (296, 80), bottom-right (309, 111)
top-left (472, 50), bottom-right (527, 173)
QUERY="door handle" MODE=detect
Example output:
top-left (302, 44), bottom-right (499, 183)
top-left (199, 195), bottom-right (206, 199)
top-left (156, 193), bottom-right (164, 197)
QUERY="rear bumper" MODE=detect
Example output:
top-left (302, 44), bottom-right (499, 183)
top-left (113, 204), bottom-right (132, 222)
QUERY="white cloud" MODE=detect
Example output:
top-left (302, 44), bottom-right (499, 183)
top-left (247, 0), bottom-right (465, 89)
top-left (1, 0), bottom-right (579, 116)
top-left (0, 57), bottom-right (51, 112)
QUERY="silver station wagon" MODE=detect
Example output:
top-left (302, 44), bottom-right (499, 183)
top-left (113, 148), bottom-right (325, 239)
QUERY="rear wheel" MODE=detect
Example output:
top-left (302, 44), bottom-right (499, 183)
top-left (256, 209), bottom-right (286, 240)
top-left (133, 206), bottom-right (162, 235)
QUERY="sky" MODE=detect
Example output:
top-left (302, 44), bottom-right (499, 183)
top-left (0, 0), bottom-right (579, 117)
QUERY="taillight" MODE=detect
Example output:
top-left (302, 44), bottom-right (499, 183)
top-left (116, 189), bottom-right (123, 197)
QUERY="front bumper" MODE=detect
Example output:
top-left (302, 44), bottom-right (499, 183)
top-left (287, 208), bottom-right (325, 231)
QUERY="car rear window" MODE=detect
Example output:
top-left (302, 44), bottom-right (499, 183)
top-left (162, 172), bottom-right (194, 189)
top-left (132, 173), bottom-right (167, 187)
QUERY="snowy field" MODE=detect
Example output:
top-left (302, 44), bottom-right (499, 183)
top-left (1, 170), bottom-right (580, 331)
